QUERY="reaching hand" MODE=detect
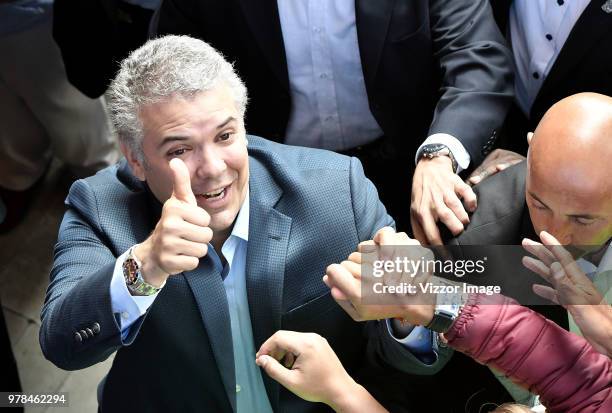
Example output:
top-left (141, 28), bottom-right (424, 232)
top-left (467, 149), bottom-right (525, 186)
top-left (522, 231), bottom-right (612, 356)
top-left (256, 331), bottom-right (387, 412)
top-left (323, 227), bottom-right (436, 326)
top-left (134, 158), bottom-right (213, 287)
top-left (411, 156), bottom-right (477, 245)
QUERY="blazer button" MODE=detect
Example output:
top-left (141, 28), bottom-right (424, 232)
top-left (80, 329), bottom-right (89, 339)
top-left (86, 328), bottom-right (94, 337)
top-left (74, 332), bottom-right (83, 343)
top-left (92, 322), bottom-right (101, 335)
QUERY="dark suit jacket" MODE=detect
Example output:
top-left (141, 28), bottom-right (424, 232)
top-left (490, 0), bottom-right (612, 154)
top-left (155, 0), bottom-right (514, 165)
top-left (40, 137), bottom-right (452, 413)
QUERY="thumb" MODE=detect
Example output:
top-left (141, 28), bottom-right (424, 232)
top-left (256, 355), bottom-right (295, 387)
top-left (169, 158), bottom-right (197, 205)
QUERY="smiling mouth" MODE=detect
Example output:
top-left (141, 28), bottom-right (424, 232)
top-left (197, 183), bottom-right (231, 201)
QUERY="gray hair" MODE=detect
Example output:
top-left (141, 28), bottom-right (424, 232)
top-left (107, 35), bottom-right (248, 160)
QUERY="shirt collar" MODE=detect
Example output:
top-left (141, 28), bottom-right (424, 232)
top-left (230, 188), bottom-right (249, 242)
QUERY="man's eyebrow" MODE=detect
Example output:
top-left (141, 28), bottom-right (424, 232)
top-left (216, 116), bottom-right (236, 130)
top-left (158, 136), bottom-right (188, 149)
top-left (528, 192), bottom-right (549, 208)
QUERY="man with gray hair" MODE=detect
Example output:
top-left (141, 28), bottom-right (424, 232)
top-left (40, 35), bottom-right (449, 412)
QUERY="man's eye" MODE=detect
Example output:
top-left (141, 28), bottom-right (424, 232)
top-left (574, 217), bottom-right (596, 226)
top-left (169, 148), bottom-right (186, 157)
top-left (219, 132), bottom-right (232, 141)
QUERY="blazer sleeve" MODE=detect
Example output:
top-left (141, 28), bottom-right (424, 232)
top-left (428, 0), bottom-right (514, 165)
top-left (39, 179), bottom-right (146, 370)
top-left (348, 156), bottom-right (454, 375)
top-left (446, 294), bottom-right (612, 413)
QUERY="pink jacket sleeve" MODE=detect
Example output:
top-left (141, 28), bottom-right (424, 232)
top-left (445, 294), bottom-right (612, 413)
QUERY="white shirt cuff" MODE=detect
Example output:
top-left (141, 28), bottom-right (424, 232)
top-left (110, 248), bottom-right (159, 335)
top-left (415, 133), bottom-right (471, 173)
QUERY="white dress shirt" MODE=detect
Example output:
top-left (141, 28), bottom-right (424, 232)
top-left (277, 0), bottom-right (470, 171)
top-left (509, 0), bottom-right (590, 115)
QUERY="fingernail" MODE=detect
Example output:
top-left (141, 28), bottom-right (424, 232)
top-left (471, 176), bottom-right (481, 184)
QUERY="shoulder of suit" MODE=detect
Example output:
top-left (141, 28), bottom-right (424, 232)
top-left (465, 161), bottom-right (527, 231)
top-left (247, 135), bottom-right (352, 173)
top-left (66, 159), bottom-right (144, 205)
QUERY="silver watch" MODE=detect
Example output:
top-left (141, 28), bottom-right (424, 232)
top-left (122, 247), bottom-right (164, 296)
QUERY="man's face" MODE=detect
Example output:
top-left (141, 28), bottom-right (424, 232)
top-left (526, 160), bottom-right (612, 249)
top-left (125, 85), bottom-right (249, 241)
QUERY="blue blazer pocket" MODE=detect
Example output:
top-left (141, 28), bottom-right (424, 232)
top-left (281, 292), bottom-right (340, 330)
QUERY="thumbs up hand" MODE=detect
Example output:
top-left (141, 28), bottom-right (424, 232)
top-left (133, 158), bottom-right (213, 290)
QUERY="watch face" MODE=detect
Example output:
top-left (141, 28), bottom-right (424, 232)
top-left (123, 258), bottom-right (139, 285)
top-left (422, 144), bottom-right (447, 155)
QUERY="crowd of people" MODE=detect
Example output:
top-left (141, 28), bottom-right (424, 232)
top-left (1, 0), bottom-right (610, 412)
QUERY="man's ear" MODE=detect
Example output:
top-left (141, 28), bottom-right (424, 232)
top-left (120, 142), bottom-right (146, 181)
top-left (527, 132), bottom-right (534, 146)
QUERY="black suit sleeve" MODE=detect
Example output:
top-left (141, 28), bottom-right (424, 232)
top-left (428, 0), bottom-right (514, 165)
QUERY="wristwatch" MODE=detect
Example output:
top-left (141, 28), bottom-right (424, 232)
top-left (425, 281), bottom-right (467, 333)
top-left (122, 247), bottom-right (164, 296)
top-left (426, 304), bottom-right (461, 333)
top-left (418, 143), bottom-right (458, 174)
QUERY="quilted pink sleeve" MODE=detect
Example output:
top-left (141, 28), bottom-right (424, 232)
top-left (445, 294), bottom-right (612, 413)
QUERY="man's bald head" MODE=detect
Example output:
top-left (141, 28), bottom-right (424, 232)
top-left (526, 93), bottom-right (612, 246)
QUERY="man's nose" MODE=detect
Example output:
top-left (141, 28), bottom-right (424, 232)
top-left (548, 221), bottom-right (572, 245)
top-left (195, 148), bottom-right (226, 179)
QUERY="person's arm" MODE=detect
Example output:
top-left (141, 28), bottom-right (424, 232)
top-left (256, 331), bottom-right (388, 413)
top-left (445, 294), bottom-right (612, 413)
top-left (348, 157), bottom-right (453, 375)
top-left (410, 0), bottom-right (514, 245)
top-left (40, 179), bottom-right (134, 370)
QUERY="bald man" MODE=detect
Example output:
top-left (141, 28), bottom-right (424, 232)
top-left (427, 92), bottom-right (612, 408)
top-left (451, 92), bottom-right (612, 251)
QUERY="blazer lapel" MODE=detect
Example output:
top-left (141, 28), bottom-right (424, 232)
top-left (237, 0), bottom-right (289, 90)
top-left (245, 158), bottom-right (292, 411)
top-left (355, 0), bottom-right (395, 87)
top-left (184, 258), bottom-right (236, 412)
top-left (535, 0), bottom-right (612, 108)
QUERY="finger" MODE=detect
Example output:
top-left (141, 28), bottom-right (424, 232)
top-left (169, 158), bottom-right (197, 205)
top-left (455, 180), bottom-right (477, 212)
top-left (532, 284), bottom-right (560, 305)
top-left (421, 210), bottom-right (443, 246)
top-left (323, 275), bottom-right (350, 301)
top-left (373, 227), bottom-right (397, 245)
top-left (256, 355), bottom-right (295, 388)
top-left (410, 214), bottom-right (428, 245)
top-left (175, 203), bottom-right (211, 227)
top-left (539, 231), bottom-right (584, 282)
top-left (170, 239), bottom-right (209, 258)
top-left (162, 255), bottom-right (200, 275)
top-left (522, 238), bottom-right (556, 266)
top-left (257, 330), bottom-right (303, 358)
top-left (357, 240), bottom-right (377, 254)
top-left (340, 260), bottom-right (362, 279)
top-left (522, 256), bottom-right (553, 283)
top-left (431, 201), bottom-right (463, 239)
top-left (444, 191), bottom-right (470, 225)
top-left (326, 264), bottom-right (361, 301)
top-left (348, 252), bottom-right (362, 264)
top-left (178, 223), bottom-right (213, 244)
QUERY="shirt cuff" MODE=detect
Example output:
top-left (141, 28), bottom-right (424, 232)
top-left (110, 248), bottom-right (159, 339)
top-left (415, 133), bottom-right (471, 173)
top-left (385, 319), bottom-right (437, 365)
